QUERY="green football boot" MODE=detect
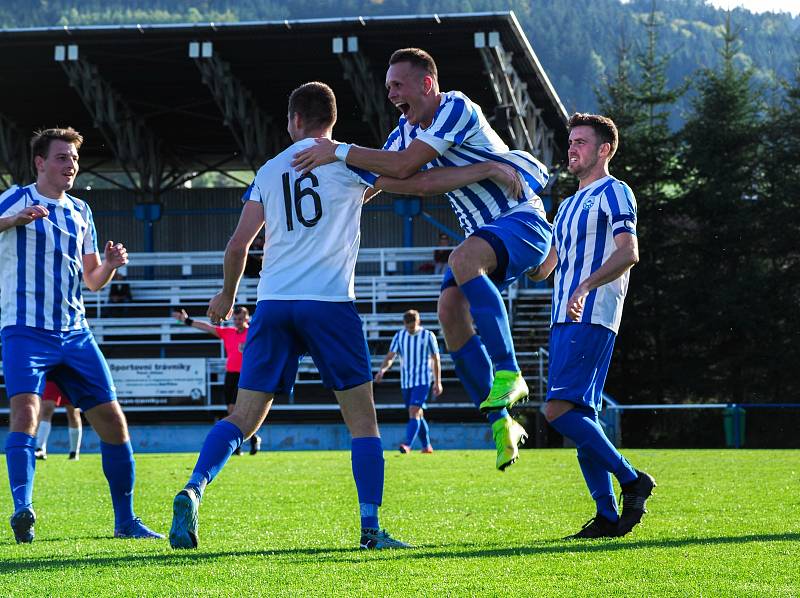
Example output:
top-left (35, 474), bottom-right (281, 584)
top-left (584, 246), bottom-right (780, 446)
top-left (169, 487), bottom-right (200, 549)
top-left (479, 370), bottom-right (529, 413)
top-left (492, 415), bottom-right (528, 471)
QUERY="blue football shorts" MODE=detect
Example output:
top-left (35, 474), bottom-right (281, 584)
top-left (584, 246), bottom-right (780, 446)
top-left (402, 384), bottom-right (432, 409)
top-left (1, 325), bottom-right (117, 410)
top-left (238, 300), bottom-right (372, 395)
top-left (441, 208), bottom-right (552, 292)
top-left (545, 322), bottom-right (616, 412)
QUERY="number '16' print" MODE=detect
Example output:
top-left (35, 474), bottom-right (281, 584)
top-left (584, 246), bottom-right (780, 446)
top-left (282, 171), bottom-right (323, 231)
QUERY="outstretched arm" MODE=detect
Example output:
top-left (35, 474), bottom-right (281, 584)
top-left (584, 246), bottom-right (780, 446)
top-left (172, 308), bottom-right (220, 337)
top-left (375, 161), bottom-right (522, 198)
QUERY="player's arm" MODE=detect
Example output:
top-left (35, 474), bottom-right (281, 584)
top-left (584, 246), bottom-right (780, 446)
top-left (375, 161), bottom-right (522, 198)
top-left (208, 201), bottom-right (265, 324)
top-left (172, 308), bottom-right (220, 337)
top-left (431, 352), bottom-right (443, 397)
top-left (526, 246), bottom-right (558, 282)
top-left (566, 232), bottom-right (639, 321)
top-left (0, 205), bottom-right (49, 233)
top-left (374, 351), bottom-right (398, 384)
top-left (83, 241), bottom-right (128, 292)
top-left (293, 137), bottom-right (439, 179)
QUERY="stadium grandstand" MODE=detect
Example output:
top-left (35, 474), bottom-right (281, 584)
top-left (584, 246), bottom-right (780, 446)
top-left (0, 12), bottom-right (569, 448)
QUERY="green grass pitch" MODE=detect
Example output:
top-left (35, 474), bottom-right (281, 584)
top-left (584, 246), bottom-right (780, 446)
top-left (0, 449), bottom-right (797, 596)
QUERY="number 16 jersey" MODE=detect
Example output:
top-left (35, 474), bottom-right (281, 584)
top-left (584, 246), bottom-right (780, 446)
top-left (242, 137), bottom-right (377, 302)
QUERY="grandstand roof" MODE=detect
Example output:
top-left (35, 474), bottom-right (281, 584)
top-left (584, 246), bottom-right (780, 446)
top-left (0, 12), bottom-right (568, 191)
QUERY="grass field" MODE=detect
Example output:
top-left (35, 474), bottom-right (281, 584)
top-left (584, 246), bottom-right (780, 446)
top-left (0, 448), bottom-right (797, 597)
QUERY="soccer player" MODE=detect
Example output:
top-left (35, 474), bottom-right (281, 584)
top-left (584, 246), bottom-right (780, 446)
top-left (374, 309), bottom-right (442, 454)
top-left (34, 380), bottom-right (82, 461)
top-left (0, 127), bottom-right (162, 542)
top-left (172, 306), bottom-right (261, 455)
top-left (527, 113), bottom-right (656, 538)
top-left (168, 81), bottom-right (522, 551)
top-left (293, 48), bottom-right (552, 471)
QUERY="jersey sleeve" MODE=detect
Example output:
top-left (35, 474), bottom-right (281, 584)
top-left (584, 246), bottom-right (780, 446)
top-left (344, 164), bottom-right (379, 188)
top-left (428, 331), bottom-right (440, 355)
top-left (83, 203), bottom-right (99, 255)
top-left (382, 125), bottom-right (404, 151)
top-left (601, 181), bottom-right (638, 237)
top-left (241, 180), bottom-right (263, 204)
top-left (414, 94), bottom-right (479, 156)
top-left (0, 186), bottom-right (25, 218)
top-left (389, 331), bottom-right (401, 354)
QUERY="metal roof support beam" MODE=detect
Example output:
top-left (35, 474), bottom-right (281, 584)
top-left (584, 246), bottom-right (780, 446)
top-left (475, 32), bottom-right (557, 167)
top-left (56, 45), bottom-right (180, 197)
top-left (0, 114), bottom-right (30, 185)
top-left (333, 36), bottom-right (396, 147)
top-left (190, 41), bottom-right (282, 171)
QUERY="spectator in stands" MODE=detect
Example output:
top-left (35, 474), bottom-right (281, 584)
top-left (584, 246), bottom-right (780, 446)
top-left (243, 234), bottom-right (264, 277)
top-left (34, 380), bottom-right (82, 461)
top-left (433, 233), bottom-right (452, 275)
top-left (172, 306), bottom-right (261, 456)
top-left (374, 309), bottom-right (441, 454)
top-left (108, 270), bottom-right (133, 316)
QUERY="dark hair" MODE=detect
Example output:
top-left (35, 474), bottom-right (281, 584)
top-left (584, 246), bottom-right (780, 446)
top-left (568, 113), bottom-right (618, 159)
top-left (403, 309), bottom-right (420, 324)
top-left (30, 127), bottom-right (83, 161)
top-left (233, 306), bottom-right (249, 317)
top-left (288, 82), bottom-right (337, 130)
top-left (389, 48), bottom-right (438, 81)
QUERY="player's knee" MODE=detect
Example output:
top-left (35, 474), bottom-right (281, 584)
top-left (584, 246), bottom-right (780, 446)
top-left (409, 405), bottom-right (422, 418)
top-left (544, 400), bottom-right (574, 423)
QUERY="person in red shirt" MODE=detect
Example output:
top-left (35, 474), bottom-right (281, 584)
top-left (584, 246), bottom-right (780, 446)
top-left (34, 380), bottom-right (82, 461)
top-left (172, 306), bottom-right (260, 455)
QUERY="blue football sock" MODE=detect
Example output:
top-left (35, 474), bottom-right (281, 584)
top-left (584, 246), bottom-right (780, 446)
top-left (451, 335), bottom-right (508, 425)
top-left (418, 417), bottom-right (431, 447)
top-left (577, 446), bottom-right (619, 522)
top-left (351, 437), bottom-right (384, 529)
top-left (5, 432), bottom-right (36, 511)
top-left (460, 275), bottom-right (518, 372)
top-left (100, 440), bottom-right (136, 529)
top-left (403, 418), bottom-right (421, 447)
top-left (550, 408), bottom-right (638, 485)
top-left (187, 420), bottom-right (244, 497)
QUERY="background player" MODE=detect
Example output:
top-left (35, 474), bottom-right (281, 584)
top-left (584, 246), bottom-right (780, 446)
top-left (168, 81), bottom-right (523, 551)
top-left (172, 306), bottom-right (261, 455)
top-left (374, 309), bottom-right (441, 454)
top-left (528, 113), bottom-right (655, 539)
top-left (34, 380), bottom-right (82, 461)
top-left (293, 48), bottom-right (552, 471)
top-left (0, 127), bottom-right (162, 543)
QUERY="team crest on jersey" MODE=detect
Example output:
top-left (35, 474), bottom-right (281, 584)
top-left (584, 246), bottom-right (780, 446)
top-left (582, 196), bottom-right (596, 211)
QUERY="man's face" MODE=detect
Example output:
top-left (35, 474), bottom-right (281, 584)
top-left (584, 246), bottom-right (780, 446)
top-left (385, 62), bottom-right (433, 126)
top-left (233, 312), bottom-right (249, 330)
top-left (567, 126), bottom-right (606, 179)
top-left (404, 318), bottom-right (420, 333)
top-left (36, 140), bottom-right (79, 192)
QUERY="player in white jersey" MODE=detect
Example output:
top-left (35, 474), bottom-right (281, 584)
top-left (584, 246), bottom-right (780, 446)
top-left (169, 82), bottom-right (523, 551)
top-left (528, 113), bottom-right (655, 539)
top-left (0, 127), bottom-right (162, 543)
top-left (293, 48), bottom-right (551, 471)
top-left (374, 310), bottom-right (441, 454)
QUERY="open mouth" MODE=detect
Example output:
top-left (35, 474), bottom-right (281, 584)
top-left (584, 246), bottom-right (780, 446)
top-left (395, 102), bottom-right (410, 115)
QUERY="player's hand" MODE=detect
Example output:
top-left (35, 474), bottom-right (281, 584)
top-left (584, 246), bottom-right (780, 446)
top-left (374, 369), bottom-right (386, 384)
top-left (432, 382), bottom-right (443, 397)
top-left (291, 137), bottom-right (338, 174)
top-left (104, 241), bottom-right (128, 268)
top-left (14, 205), bottom-right (49, 226)
top-left (566, 283), bottom-right (590, 321)
top-left (207, 292), bottom-right (234, 325)
top-left (489, 163), bottom-right (523, 199)
top-left (172, 309), bottom-right (188, 322)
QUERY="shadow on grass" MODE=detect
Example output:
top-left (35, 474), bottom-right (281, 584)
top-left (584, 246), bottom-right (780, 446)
top-left (1, 532), bottom-right (798, 572)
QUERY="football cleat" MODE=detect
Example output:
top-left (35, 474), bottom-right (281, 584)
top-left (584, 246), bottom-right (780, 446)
top-left (68, 452), bottom-right (79, 461)
top-left (169, 488), bottom-right (200, 549)
top-left (114, 517), bottom-right (164, 539)
top-left (359, 528), bottom-right (413, 549)
top-left (249, 435), bottom-right (262, 455)
top-left (233, 446), bottom-right (242, 456)
top-left (10, 507), bottom-right (36, 544)
top-left (492, 415), bottom-right (528, 471)
top-left (34, 448), bottom-right (47, 461)
top-left (420, 445), bottom-right (434, 454)
top-left (398, 444), bottom-right (411, 454)
top-left (617, 470), bottom-right (657, 536)
top-left (564, 514), bottom-right (619, 540)
top-left (479, 370), bottom-right (529, 413)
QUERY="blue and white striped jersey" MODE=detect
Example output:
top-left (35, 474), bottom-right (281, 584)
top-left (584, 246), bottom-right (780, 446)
top-left (389, 327), bottom-right (440, 389)
top-left (0, 184), bottom-right (98, 331)
top-left (551, 175), bottom-right (637, 334)
top-left (378, 90), bottom-right (550, 235)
